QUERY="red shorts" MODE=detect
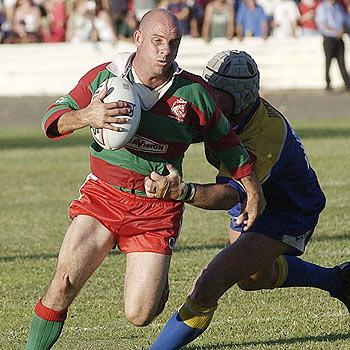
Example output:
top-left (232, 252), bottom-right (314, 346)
top-left (69, 175), bottom-right (184, 255)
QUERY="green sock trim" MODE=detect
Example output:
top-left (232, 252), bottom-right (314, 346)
top-left (26, 314), bottom-right (64, 350)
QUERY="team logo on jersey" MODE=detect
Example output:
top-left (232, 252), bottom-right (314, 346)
top-left (54, 96), bottom-right (70, 105)
top-left (170, 98), bottom-right (188, 122)
top-left (126, 135), bottom-right (168, 153)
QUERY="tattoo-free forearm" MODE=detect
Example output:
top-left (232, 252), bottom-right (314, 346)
top-left (57, 109), bottom-right (88, 134)
top-left (187, 183), bottom-right (239, 210)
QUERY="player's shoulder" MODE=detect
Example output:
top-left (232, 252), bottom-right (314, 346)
top-left (177, 70), bottom-right (212, 91)
top-left (80, 62), bottom-right (113, 84)
top-left (260, 98), bottom-right (286, 121)
top-left (176, 69), bottom-right (216, 101)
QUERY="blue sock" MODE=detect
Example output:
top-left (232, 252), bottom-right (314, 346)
top-left (280, 255), bottom-right (342, 296)
top-left (149, 297), bottom-right (216, 350)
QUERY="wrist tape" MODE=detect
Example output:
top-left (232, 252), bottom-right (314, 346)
top-left (177, 182), bottom-right (196, 202)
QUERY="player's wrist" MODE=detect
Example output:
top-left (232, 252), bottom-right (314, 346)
top-left (177, 182), bottom-right (196, 202)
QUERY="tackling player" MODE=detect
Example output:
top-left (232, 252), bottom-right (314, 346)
top-left (145, 50), bottom-right (350, 349)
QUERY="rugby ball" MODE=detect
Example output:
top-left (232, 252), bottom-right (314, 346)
top-left (90, 77), bottom-right (141, 150)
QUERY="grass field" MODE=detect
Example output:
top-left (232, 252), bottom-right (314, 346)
top-left (1, 119), bottom-right (350, 349)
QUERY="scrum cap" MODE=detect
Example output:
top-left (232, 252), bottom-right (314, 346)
top-left (202, 50), bottom-right (260, 115)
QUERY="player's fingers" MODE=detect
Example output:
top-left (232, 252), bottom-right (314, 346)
top-left (155, 176), bottom-right (170, 198)
top-left (165, 163), bottom-right (179, 176)
top-left (105, 116), bottom-right (130, 124)
top-left (235, 212), bottom-right (246, 226)
top-left (150, 171), bottom-right (165, 182)
top-left (95, 84), bottom-right (108, 101)
top-left (104, 100), bottom-right (129, 108)
top-left (144, 177), bottom-right (158, 197)
top-left (102, 123), bottom-right (124, 132)
top-left (107, 107), bottom-right (132, 117)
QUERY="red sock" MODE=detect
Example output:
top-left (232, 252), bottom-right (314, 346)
top-left (34, 300), bottom-right (67, 322)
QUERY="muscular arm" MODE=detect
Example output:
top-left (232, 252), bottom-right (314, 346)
top-left (187, 183), bottom-right (239, 210)
top-left (56, 95), bottom-right (131, 135)
top-left (145, 164), bottom-right (265, 230)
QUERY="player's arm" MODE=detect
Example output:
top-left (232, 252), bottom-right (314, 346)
top-left (42, 64), bottom-right (131, 140)
top-left (201, 103), bottom-right (265, 229)
top-left (57, 88), bottom-right (131, 134)
top-left (144, 164), bottom-right (240, 210)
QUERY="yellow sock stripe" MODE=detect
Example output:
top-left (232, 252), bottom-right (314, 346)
top-left (270, 255), bottom-right (289, 289)
top-left (178, 297), bottom-right (217, 330)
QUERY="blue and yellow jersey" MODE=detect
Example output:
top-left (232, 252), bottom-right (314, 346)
top-left (212, 98), bottom-right (326, 252)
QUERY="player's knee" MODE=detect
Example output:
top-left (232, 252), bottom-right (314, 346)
top-left (238, 269), bottom-right (277, 291)
top-left (154, 285), bottom-right (170, 317)
top-left (237, 277), bottom-right (259, 291)
top-left (124, 304), bottom-right (155, 327)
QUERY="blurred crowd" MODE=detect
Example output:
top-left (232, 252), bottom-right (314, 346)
top-left (1, 0), bottom-right (350, 44)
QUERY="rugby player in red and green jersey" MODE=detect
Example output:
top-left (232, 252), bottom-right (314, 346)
top-left (26, 9), bottom-right (264, 350)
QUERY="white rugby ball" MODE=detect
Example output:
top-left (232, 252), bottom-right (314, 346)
top-left (90, 77), bottom-right (141, 150)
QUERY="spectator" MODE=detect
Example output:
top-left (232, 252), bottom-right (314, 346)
top-left (343, 0), bottom-right (350, 34)
top-left (315, 0), bottom-right (350, 90)
top-left (272, 0), bottom-right (300, 38)
top-left (65, 0), bottom-right (95, 43)
top-left (236, 0), bottom-right (268, 40)
top-left (166, 0), bottom-right (191, 35)
top-left (201, 0), bottom-right (234, 42)
top-left (108, 0), bottom-right (128, 36)
top-left (298, 0), bottom-right (320, 36)
top-left (117, 9), bottom-right (138, 42)
top-left (94, 1), bottom-right (118, 42)
top-left (11, 0), bottom-right (42, 43)
top-left (0, 2), bottom-right (12, 42)
top-left (43, 0), bottom-right (67, 42)
top-left (133, 0), bottom-right (157, 22)
top-left (188, 0), bottom-right (205, 37)
top-left (3, 0), bottom-right (16, 23)
top-left (257, 0), bottom-right (278, 35)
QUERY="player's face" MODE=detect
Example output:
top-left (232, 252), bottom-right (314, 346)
top-left (134, 18), bottom-right (182, 78)
top-left (211, 87), bottom-right (235, 119)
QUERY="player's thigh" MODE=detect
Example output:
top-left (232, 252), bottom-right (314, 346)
top-left (60, 215), bottom-right (115, 268)
top-left (124, 252), bottom-right (171, 324)
top-left (57, 216), bottom-right (115, 286)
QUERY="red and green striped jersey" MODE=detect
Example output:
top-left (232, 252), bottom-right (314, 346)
top-left (42, 53), bottom-right (253, 195)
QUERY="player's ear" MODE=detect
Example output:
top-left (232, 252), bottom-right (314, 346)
top-left (134, 30), bottom-right (142, 47)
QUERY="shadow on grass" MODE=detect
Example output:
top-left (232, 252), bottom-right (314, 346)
top-left (0, 242), bottom-right (227, 263)
top-left (0, 133), bottom-right (91, 150)
top-left (1, 127), bottom-right (350, 150)
top-left (295, 127), bottom-right (350, 139)
top-left (0, 253), bottom-right (58, 262)
top-left (0, 233), bottom-right (347, 263)
top-left (186, 332), bottom-right (350, 349)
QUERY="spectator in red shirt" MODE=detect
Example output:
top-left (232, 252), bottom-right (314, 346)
top-left (43, 0), bottom-right (67, 42)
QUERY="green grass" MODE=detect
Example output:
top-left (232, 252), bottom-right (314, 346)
top-left (1, 119), bottom-right (350, 349)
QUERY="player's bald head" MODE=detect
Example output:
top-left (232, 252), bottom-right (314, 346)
top-left (139, 8), bottom-right (182, 36)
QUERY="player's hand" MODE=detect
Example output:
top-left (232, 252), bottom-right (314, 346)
top-left (144, 163), bottom-right (188, 200)
top-left (82, 85), bottom-right (132, 131)
top-left (236, 172), bottom-right (266, 231)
